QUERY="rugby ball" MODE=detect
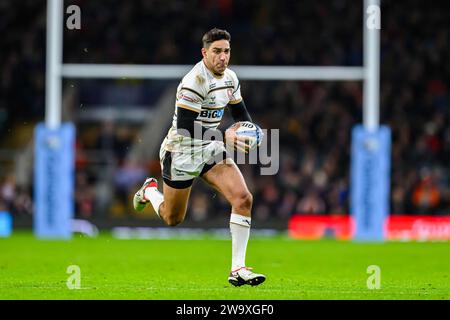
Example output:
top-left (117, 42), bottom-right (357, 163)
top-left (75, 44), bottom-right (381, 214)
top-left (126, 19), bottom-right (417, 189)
top-left (234, 121), bottom-right (264, 150)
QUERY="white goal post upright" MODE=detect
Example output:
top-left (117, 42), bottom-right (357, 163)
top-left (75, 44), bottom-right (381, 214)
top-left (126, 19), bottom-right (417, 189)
top-left (34, 0), bottom-right (74, 239)
top-left (364, 0), bottom-right (381, 132)
top-left (40, 0), bottom-right (386, 240)
top-left (45, 0), bottom-right (63, 129)
top-left (353, 0), bottom-right (390, 242)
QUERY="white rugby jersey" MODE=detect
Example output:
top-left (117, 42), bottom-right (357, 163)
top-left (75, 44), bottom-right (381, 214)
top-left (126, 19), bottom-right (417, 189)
top-left (162, 60), bottom-right (242, 152)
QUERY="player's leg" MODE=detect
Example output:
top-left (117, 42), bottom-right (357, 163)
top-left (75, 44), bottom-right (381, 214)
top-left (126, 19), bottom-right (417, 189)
top-left (158, 182), bottom-right (192, 226)
top-left (133, 178), bottom-right (192, 226)
top-left (201, 158), bottom-right (252, 217)
top-left (133, 148), bottom-right (194, 226)
top-left (200, 157), bottom-right (265, 286)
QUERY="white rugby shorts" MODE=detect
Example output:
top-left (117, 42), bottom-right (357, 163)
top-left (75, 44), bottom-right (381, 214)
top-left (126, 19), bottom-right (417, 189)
top-left (159, 140), bottom-right (229, 188)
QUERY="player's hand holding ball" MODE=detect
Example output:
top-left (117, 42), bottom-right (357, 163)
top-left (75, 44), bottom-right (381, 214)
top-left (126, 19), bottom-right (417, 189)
top-left (225, 121), bottom-right (264, 153)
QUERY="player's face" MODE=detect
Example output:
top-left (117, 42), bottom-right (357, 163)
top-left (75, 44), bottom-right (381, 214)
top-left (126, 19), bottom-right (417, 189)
top-left (202, 40), bottom-right (230, 75)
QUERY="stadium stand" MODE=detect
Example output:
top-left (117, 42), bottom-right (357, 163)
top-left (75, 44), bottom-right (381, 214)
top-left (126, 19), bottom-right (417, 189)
top-left (0, 0), bottom-right (449, 226)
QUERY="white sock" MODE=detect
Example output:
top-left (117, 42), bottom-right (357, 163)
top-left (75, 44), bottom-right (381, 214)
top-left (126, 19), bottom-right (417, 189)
top-left (144, 187), bottom-right (164, 217)
top-left (230, 213), bottom-right (251, 271)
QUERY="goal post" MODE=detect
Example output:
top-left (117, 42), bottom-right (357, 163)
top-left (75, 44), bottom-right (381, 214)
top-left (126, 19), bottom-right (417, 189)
top-left (37, 0), bottom-right (389, 241)
top-left (34, 0), bottom-right (74, 239)
top-left (352, 0), bottom-right (391, 241)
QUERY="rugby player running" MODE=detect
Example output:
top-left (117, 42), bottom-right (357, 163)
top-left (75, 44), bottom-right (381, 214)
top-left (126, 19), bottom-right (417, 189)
top-left (133, 28), bottom-right (265, 287)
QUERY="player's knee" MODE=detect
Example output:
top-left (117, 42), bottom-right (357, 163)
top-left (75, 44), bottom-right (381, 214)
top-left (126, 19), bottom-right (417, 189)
top-left (159, 203), bottom-right (186, 227)
top-left (234, 191), bottom-right (253, 211)
top-left (164, 212), bottom-right (185, 227)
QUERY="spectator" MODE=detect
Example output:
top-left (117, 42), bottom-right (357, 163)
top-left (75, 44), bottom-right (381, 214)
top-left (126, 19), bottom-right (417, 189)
top-left (1, 0), bottom-right (449, 221)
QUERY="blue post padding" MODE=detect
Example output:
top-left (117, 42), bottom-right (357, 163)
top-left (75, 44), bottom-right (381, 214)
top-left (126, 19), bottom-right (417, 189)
top-left (34, 123), bottom-right (75, 239)
top-left (0, 211), bottom-right (12, 237)
top-left (350, 125), bottom-right (391, 242)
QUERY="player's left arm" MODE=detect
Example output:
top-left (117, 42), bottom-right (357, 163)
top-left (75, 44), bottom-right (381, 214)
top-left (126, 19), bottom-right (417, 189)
top-left (227, 99), bottom-right (252, 123)
top-left (224, 72), bottom-right (257, 152)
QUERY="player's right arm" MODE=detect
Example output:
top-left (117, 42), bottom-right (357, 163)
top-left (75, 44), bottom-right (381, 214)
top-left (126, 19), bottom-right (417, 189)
top-left (176, 106), bottom-right (222, 141)
top-left (175, 79), bottom-right (222, 141)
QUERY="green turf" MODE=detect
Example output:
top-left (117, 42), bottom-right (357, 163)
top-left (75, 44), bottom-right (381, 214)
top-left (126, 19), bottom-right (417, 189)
top-left (0, 232), bottom-right (449, 299)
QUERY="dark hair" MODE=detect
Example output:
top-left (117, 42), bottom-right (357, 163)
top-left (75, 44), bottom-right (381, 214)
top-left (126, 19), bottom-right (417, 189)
top-left (202, 28), bottom-right (231, 48)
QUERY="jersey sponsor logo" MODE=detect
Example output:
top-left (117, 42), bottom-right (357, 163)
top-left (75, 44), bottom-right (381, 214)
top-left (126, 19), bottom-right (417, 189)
top-left (199, 109), bottom-right (224, 119)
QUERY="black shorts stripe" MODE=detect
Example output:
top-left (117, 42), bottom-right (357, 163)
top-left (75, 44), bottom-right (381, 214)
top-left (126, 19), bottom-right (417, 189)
top-left (162, 152), bottom-right (194, 189)
top-left (200, 151), bottom-right (230, 176)
top-left (162, 151), bottom-right (173, 180)
top-left (163, 177), bottom-right (193, 189)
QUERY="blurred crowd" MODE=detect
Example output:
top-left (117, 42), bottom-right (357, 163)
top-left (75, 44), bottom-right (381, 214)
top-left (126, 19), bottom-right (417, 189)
top-left (1, 0), bottom-right (449, 222)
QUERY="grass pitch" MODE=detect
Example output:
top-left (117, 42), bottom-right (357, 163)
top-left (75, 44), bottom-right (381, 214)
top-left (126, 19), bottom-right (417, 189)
top-left (0, 232), bottom-right (449, 300)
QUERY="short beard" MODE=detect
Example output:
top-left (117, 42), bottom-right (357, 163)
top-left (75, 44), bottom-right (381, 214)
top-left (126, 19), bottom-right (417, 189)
top-left (214, 65), bottom-right (226, 76)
